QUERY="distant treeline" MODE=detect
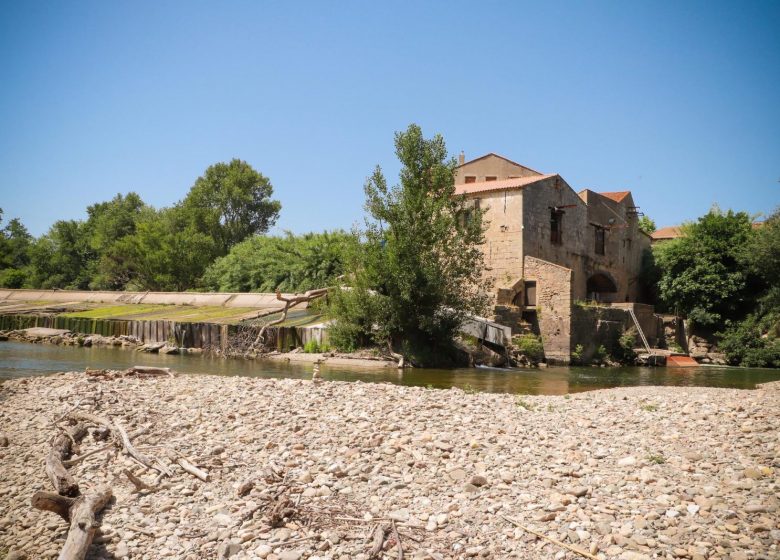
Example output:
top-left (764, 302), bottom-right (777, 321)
top-left (0, 159), bottom-right (350, 293)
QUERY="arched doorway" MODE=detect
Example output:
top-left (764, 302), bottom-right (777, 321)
top-left (586, 273), bottom-right (618, 302)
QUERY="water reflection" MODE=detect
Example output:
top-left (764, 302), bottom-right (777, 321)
top-left (1, 341), bottom-right (779, 396)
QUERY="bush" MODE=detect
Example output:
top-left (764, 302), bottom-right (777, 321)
top-left (613, 329), bottom-right (638, 363)
top-left (0, 268), bottom-right (26, 288)
top-left (571, 344), bottom-right (584, 365)
top-left (514, 334), bottom-right (544, 362)
top-left (303, 340), bottom-right (320, 353)
top-left (719, 315), bottom-right (780, 367)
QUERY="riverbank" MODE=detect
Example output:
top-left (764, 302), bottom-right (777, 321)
top-left (1, 373), bottom-right (777, 559)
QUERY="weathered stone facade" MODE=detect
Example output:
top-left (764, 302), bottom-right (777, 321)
top-left (454, 153), bottom-right (653, 362)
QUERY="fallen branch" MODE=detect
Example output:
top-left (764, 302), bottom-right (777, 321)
top-left (251, 289), bottom-right (328, 349)
top-left (390, 519), bottom-right (404, 560)
top-left (69, 411), bottom-right (173, 477)
top-left (501, 515), bottom-right (599, 560)
top-left (369, 524), bottom-right (386, 558)
top-left (32, 484), bottom-right (113, 560)
top-left (177, 457), bottom-right (209, 481)
top-left (46, 423), bottom-right (87, 497)
top-left (125, 366), bottom-right (175, 378)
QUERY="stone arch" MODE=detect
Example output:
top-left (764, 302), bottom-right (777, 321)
top-left (586, 272), bottom-right (618, 301)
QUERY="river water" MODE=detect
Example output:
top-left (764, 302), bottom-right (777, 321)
top-left (1, 340), bottom-right (779, 395)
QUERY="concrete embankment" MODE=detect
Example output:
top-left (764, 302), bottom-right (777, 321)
top-left (1, 372), bottom-right (777, 559)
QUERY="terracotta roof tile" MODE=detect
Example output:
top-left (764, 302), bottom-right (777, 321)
top-left (651, 226), bottom-right (683, 240)
top-left (454, 174), bottom-right (556, 196)
top-left (597, 191), bottom-right (631, 203)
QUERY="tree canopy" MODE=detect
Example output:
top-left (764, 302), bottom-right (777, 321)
top-left (327, 124), bottom-right (489, 364)
top-left (202, 231), bottom-right (351, 293)
top-left (182, 159), bottom-right (281, 255)
top-left (653, 207), bottom-right (757, 326)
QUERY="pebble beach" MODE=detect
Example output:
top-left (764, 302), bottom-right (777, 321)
top-left (0, 372), bottom-right (778, 560)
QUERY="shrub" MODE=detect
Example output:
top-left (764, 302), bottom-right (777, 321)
top-left (613, 329), bottom-right (638, 364)
top-left (303, 340), bottom-right (320, 353)
top-left (571, 344), bottom-right (584, 365)
top-left (514, 334), bottom-right (544, 362)
top-left (719, 314), bottom-right (780, 368)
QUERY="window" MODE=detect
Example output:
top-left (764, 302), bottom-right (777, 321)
top-left (485, 176), bottom-right (497, 182)
top-left (595, 226), bottom-right (605, 255)
top-left (462, 198), bottom-right (480, 226)
top-left (524, 281), bottom-right (537, 307)
top-left (550, 209), bottom-right (563, 244)
top-left (464, 176), bottom-right (476, 184)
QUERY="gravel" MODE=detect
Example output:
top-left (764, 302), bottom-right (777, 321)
top-left (0, 372), bottom-right (778, 559)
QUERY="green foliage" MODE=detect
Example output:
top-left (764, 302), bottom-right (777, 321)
top-left (516, 397), bottom-right (534, 410)
top-left (719, 312), bottom-right (780, 368)
top-left (202, 231), bottom-right (350, 293)
top-left (571, 344), bottom-right (584, 364)
top-left (182, 159), bottom-right (281, 255)
top-left (113, 207), bottom-right (218, 291)
top-left (653, 207), bottom-right (757, 326)
top-left (593, 345), bottom-right (608, 363)
top-left (638, 215), bottom-right (656, 235)
top-left (646, 453), bottom-right (666, 465)
top-left (303, 340), bottom-right (320, 353)
top-left (327, 125), bottom-right (489, 364)
top-left (0, 209), bottom-right (33, 287)
top-left (640, 402), bottom-right (658, 412)
top-left (514, 334), bottom-right (545, 362)
top-left (614, 329), bottom-right (637, 363)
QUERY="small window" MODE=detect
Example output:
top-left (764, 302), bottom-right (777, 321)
top-left (595, 226), bottom-right (605, 255)
top-left (524, 281), bottom-right (537, 307)
top-left (462, 199), bottom-right (480, 226)
top-left (464, 176), bottom-right (476, 184)
top-left (550, 210), bottom-right (563, 245)
top-left (485, 176), bottom-right (497, 182)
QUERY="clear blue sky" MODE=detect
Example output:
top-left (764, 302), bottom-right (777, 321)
top-left (1, 0), bottom-right (778, 236)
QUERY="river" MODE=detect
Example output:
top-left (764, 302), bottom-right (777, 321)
top-left (1, 340), bottom-right (779, 395)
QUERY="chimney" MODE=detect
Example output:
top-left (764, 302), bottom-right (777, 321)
top-left (458, 151), bottom-right (465, 166)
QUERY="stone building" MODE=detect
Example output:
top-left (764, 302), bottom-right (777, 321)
top-left (455, 153), bottom-right (653, 362)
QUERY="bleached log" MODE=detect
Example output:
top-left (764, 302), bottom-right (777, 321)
top-left (69, 411), bottom-right (172, 477)
top-left (46, 423), bottom-right (87, 497)
top-left (177, 457), bottom-right (209, 481)
top-left (58, 484), bottom-right (113, 560)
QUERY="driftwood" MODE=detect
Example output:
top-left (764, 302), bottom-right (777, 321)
top-left (69, 411), bottom-right (173, 477)
top-left (59, 485), bottom-right (113, 560)
top-left (501, 515), bottom-right (599, 560)
top-left (390, 519), bottom-right (404, 560)
top-left (251, 288), bottom-right (328, 349)
top-left (86, 366), bottom-right (175, 380)
top-left (176, 457), bottom-right (209, 481)
top-left (369, 524), bottom-right (386, 558)
top-left (32, 485), bottom-right (113, 560)
top-left (46, 423), bottom-right (87, 496)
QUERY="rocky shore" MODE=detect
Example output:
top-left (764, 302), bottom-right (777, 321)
top-left (0, 373), bottom-right (778, 560)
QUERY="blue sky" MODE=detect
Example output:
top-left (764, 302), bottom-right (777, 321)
top-left (1, 0), bottom-right (778, 236)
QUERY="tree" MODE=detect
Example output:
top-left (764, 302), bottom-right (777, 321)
top-left (638, 215), bottom-right (656, 235)
top-left (182, 159), bottom-right (281, 255)
top-left (653, 207), bottom-right (756, 326)
top-left (84, 193), bottom-right (147, 289)
top-left (0, 209), bottom-right (34, 288)
top-left (327, 124), bottom-right (490, 364)
top-left (202, 230), bottom-right (351, 293)
top-left (29, 220), bottom-right (95, 289)
top-left (113, 207), bottom-right (218, 292)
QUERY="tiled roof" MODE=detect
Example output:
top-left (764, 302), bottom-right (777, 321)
top-left (454, 174), bottom-right (556, 196)
top-left (651, 226), bottom-right (683, 240)
top-left (598, 191), bottom-right (631, 203)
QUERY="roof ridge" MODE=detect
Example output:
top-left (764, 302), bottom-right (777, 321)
top-left (457, 152), bottom-right (544, 176)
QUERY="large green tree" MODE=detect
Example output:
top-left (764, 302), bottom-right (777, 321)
top-left (112, 207), bottom-right (218, 292)
top-left (653, 207), bottom-right (757, 326)
top-left (0, 209), bottom-right (34, 288)
top-left (202, 230), bottom-right (351, 293)
top-left (327, 125), bottom-right (489, 364)
top-left (182, 159), bottom-right (281, 255)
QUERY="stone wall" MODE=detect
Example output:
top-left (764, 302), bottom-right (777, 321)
top-left (523, 256), bottom-right (573, 363)
top-left (455, 154), bottom-right (540, 184)
top-left (570, 304), bottom-right (663, 361)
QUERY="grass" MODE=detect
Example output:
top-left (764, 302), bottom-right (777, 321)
top-left (647, 453), bottom-right (666, 465)
top-left (516, 397), bottom-right (535, 410)
top-left (640, 403), bottom-right (658, 412)
top-left (462, 384), bottom-right (478, 394)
